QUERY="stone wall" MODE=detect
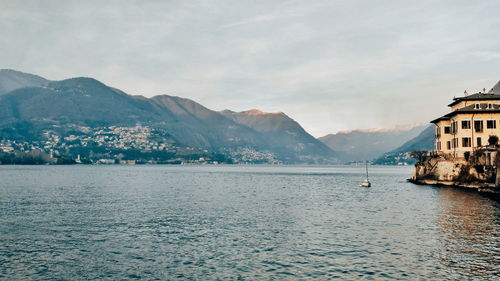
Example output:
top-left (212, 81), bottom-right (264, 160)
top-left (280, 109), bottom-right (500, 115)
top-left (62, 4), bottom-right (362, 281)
top-left (411, 151), bottom-right (499, 184)
top-left (412, 157), bottom-right (467, 182)
top-left (410, 150), bottom-right (500, 198)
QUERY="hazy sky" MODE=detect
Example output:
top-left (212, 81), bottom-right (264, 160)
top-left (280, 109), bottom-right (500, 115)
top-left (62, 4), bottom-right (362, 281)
top-left (2, 0), bottom-right (500, 136)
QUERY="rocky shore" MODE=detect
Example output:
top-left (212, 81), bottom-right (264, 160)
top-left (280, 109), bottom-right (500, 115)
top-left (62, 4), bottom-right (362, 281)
top-left (409, 149), bottom-right (500, 200)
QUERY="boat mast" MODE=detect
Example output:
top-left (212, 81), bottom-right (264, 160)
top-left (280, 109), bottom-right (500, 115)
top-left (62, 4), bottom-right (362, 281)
top-left (365, 161), bottom-right (369, 180)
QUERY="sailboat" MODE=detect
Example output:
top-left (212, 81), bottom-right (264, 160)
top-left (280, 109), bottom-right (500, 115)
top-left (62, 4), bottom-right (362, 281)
top-left (359, 161), bottom-right (371, 187)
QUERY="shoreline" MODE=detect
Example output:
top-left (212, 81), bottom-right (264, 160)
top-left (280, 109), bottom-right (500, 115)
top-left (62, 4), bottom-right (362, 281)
top-left (407, 178), bottom-right (500, 200)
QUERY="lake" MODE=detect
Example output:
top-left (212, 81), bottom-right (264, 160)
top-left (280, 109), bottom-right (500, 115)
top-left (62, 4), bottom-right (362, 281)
top-left (1, 165), bottom-right (499, 280)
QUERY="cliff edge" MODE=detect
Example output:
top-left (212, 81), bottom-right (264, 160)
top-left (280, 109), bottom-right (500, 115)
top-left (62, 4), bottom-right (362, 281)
top-left (408, 148), bottom-right (500, 199)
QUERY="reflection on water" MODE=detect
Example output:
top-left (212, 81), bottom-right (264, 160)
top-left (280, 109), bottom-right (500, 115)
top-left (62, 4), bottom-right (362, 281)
top-left (1, 165), bottom-right (500, 280)
top-left (437, 188), bottom-right (500, 280)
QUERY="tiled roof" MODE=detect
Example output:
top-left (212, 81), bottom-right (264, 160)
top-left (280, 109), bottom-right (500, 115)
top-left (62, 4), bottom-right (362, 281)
top-left (456, 103), bottom-right (500, 111)
top-left (448, 92), bottom-right (500, 107)
top-left (431, 103), bottom-right (500, 124)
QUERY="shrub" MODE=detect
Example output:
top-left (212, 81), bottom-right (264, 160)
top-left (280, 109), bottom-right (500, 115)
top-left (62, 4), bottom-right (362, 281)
top-left (474, 164), bottom-right (484, 173)
top-left (488, 135), bottom-right (499, 146)
top-left (464, 151), bottom-right (470, 161)
top-left (409, 150), bottom-right (428, 164)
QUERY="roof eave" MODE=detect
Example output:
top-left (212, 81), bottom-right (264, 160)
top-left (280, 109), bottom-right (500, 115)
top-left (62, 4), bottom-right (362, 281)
top-left (448, 95), bottom-right (500, 107)
top-left (433, 110), bottom-right (500, 122)
top-left (430, 117), bottom-right (450, 124)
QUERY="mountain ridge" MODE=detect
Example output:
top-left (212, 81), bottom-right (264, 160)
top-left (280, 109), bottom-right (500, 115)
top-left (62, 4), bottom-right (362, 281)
top-left (0, 69), bottom-right (49, 96)
top-left (336, 123), bottom-right (426, 134)
top-left (0, 70), bottom-right (337, 163)
top-left (221, 109), bottom-right (336, 161)
top-left (319, 124), bottom-right (427, 162)
top-left (489, 80), bottom-right (500, 94)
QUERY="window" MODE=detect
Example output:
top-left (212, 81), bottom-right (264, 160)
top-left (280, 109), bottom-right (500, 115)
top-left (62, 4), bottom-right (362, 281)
top-left (436, 127), bottom-right (441, 138)
top-left (462, 137), bottom-right (471, 147)
top-left (451, 121), bottom-right (458, 134)
top-left (447, 141), bottom-right (451, 150)
top-left (453, 138), bottom-right (459, 148)
top-left (477, 137), bottom-right (482, 147)
top-left (444, 126), bottom-right (451, 134)
top-left (437, 141), bottom-right (441, 150)
top-left (475, 104), bottom-right (481, 109)
top-left (488, 103), bottom-right (493, 109)
top-left (487, 120), bottom-right (496, 129)
top-left (474, 120), bottom-right (483, 132)
top-left (461, 120), bottom-right (471, 129)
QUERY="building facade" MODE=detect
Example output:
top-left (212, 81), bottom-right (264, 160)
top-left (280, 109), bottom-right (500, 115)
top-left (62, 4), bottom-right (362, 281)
top-left (431, 91), bottom-right (500, 158)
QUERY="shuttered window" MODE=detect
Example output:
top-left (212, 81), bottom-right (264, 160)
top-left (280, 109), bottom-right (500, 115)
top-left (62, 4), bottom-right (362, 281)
top-left (462, 137), bottom-right (471, 147)
top-left (474, 120), bottom-right (483, 132)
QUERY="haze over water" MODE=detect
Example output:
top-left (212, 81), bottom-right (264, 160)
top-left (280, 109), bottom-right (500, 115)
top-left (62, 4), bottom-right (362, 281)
top-left (1, 165), bottom-right (499, 280)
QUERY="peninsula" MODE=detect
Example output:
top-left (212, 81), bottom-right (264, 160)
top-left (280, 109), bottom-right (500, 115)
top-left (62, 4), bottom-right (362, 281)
top-left (409, 81), bottom-right (500, 198)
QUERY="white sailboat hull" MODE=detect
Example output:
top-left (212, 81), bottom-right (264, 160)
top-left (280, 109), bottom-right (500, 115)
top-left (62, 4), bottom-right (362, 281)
top-left (359, 179), bottom-right (371, 187)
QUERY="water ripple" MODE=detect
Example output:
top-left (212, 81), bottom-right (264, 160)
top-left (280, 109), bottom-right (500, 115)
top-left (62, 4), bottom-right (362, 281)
top-left (0, 165), bottom-right (499, 280)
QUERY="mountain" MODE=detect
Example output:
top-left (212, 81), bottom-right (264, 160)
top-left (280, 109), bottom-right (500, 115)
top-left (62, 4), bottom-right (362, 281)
top-left (318, 124), bottom-right (427, 162)
top-left (220, 109), bottom-right (336, 162)
top-left (373, 125), bottom-right (434, 165)
top-left (150, 95), bottom-right (266, 151)
top-left (390, 125), bottom-right (435, 153)
top-left (0, 77), bottom-right (164, 126)
top-left (0, 77), bottom-right (264, 151)
top-left (490, 81), bottom-right (500, 94)
top-left (0, 69), bottom-right (49, 96)
top-left (0, 71), bottom-right (337, 163)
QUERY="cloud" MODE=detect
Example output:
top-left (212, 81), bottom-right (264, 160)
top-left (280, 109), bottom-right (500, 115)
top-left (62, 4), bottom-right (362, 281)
top-left (2, 0), bottom-right (500, 136)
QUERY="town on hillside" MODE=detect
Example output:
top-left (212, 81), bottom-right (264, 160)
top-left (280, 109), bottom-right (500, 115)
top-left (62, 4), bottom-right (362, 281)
top-left (0, 125), bottom-right (279, 165)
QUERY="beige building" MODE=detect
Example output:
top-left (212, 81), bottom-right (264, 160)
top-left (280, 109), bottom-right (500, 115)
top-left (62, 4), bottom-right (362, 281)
top-left (432, 91), bottom-right (500, 158)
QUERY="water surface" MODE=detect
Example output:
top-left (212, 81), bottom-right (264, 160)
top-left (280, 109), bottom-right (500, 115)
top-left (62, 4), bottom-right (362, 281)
top-left (1, 165), bottom-right (499, 280)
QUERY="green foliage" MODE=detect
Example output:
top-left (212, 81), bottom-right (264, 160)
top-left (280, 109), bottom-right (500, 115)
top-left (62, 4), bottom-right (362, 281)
top-left (0, 150), bottom-right (51, 165)
top-left (409, 150), bottom-right (428, 164)
top-left (473, 164), bottom-right (484, 173)
top-left (488, 135), bottom-right (499, 146)
top-left (464, 151), bottom-right (470, 161)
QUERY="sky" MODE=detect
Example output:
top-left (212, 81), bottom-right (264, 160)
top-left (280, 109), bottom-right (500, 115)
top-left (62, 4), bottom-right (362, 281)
top-left (2, 0), bottom-right (500, 137)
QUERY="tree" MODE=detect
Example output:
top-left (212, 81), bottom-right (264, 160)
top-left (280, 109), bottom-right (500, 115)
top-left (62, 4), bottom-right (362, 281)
top-left (464, 151), bottom-right (470, 161)
top-left (488, 135), bottom-right (499, 146)
top-left (409, 150), bottom-right (428, 164)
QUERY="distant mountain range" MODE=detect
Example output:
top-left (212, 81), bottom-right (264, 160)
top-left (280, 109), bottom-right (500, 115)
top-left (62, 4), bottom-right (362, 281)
top-left (318, 124), bottom-right (428, 162)
top-left (373, 125), bottom-right (435, 165)
top-left (0, 69), bottom-right (336, 163)
top-left (0, 69), bottom-right (440, 165)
